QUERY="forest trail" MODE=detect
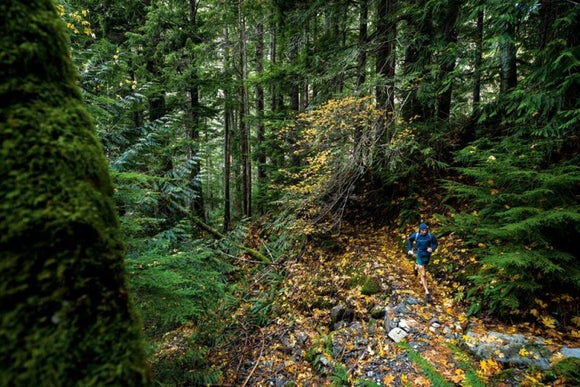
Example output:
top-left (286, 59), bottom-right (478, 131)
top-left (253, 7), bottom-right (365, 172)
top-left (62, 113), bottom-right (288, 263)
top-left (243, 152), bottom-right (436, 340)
top-left (208, 221), bottom-right (575, 386)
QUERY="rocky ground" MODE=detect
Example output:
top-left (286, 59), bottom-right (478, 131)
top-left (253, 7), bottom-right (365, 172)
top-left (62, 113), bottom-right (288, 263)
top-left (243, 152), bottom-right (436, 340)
top-left (205, 221), bottom-right (579, 386)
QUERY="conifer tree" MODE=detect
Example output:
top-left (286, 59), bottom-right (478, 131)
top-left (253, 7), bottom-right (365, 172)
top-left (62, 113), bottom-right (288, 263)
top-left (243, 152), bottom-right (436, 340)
top-left (0, 0), bottom-right (150, 385)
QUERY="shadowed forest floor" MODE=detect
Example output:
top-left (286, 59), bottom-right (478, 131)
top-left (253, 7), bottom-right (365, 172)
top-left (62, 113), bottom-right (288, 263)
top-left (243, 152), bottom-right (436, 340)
top-left (198, 221), bottom-right (578, 386)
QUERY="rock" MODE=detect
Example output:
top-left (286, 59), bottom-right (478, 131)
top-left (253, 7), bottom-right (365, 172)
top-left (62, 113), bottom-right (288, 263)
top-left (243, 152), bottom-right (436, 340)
top-left (561, 347), bottom-right (580, 359)
top-left (296, 333), bottom-right (309, 345)
top-left (361, 275), bottom-right (383, 295)
top-left (464, 330), bottom-right (557, 369)
top-left (388, 327), bottom-right (408, 342)
top-left (330, 303), bottom-right (354, 325)
top-left (370, 305), bottom-right (386, 319)
top-left (392, 301), bottom-right (408, 315)
top-left (332, 342), bottom-right (345, 358)
top-left (350, 322), bottom-right (363, 331)
top-left (383, 306), bottom-right (397, 331)
top-left (319, 355), bottom-right (331, 367)
top-left (332, 320), bottom-right (349, 331)
top-left (398, 318), bottom-right (418, 333)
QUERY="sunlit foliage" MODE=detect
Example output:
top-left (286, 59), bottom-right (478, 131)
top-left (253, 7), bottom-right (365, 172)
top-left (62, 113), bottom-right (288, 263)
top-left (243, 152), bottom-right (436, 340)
top-left (277, 96), bottom-right (386, 234)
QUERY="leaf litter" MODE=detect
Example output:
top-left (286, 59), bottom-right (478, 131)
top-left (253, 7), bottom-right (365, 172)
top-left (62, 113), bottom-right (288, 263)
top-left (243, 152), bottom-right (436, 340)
top-left (203, 220), bottom-right (578, 386)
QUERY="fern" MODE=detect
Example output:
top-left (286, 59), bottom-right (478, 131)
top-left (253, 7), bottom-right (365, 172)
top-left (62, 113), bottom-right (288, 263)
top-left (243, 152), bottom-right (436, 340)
top-left (442, 137), bottom-right (580, 317)
top-left (127, 239), bottom-right (233, 337)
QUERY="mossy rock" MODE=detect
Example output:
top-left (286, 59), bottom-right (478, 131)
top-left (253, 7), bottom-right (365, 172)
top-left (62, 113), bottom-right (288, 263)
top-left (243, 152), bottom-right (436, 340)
top-left (350, 274), bottom-right (382, 296)
top-left (361, 276), bottom-right (383, 295)
top-left (348, 273), bottom-right (382, 295)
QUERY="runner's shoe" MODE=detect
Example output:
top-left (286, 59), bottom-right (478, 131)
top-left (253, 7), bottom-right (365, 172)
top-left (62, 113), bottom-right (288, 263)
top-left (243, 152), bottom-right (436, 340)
top-left (425, 293), bottom-right (432, 303)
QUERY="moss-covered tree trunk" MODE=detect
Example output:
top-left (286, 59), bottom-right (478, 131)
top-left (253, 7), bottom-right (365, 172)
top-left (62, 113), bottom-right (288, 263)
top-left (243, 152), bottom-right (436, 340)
top-left (0, 1), bottom-right (150, 385)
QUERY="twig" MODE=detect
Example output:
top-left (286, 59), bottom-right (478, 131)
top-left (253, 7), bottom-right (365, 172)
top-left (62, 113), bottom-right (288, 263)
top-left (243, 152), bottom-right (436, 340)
top-left (241, 328), bottom-right (265, 387)
top-left (261, 240), bottom-right (275, 261)
top-left (348, 350), bottom-right (367, 375)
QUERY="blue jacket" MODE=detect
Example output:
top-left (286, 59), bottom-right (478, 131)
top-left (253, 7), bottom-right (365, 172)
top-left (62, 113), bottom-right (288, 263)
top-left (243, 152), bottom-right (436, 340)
top-left (408, 231), bottom-right (438, 259)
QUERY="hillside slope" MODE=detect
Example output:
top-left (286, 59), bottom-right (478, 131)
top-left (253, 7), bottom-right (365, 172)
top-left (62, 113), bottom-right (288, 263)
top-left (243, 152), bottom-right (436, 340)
top-left (206, 221), bottom-right (578, 386)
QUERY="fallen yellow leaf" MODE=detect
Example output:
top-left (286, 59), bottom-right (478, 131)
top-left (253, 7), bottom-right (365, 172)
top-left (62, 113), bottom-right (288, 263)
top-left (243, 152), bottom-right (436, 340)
top-left (540, 315), bottom-right (557, 329)
top-left (383, 375), bottom-right (395, 386)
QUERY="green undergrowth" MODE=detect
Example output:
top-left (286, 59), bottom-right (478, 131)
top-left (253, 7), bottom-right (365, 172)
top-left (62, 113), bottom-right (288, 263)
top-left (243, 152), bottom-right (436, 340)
top-left (438, 136), bottom-right (579, 320)
top-left (399, 343), bottom-right (454, 387)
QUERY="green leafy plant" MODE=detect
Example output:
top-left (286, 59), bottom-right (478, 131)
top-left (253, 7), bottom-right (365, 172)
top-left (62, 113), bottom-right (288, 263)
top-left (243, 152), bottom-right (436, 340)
top-left (442, 136), bottom-right (580, 318)
top-left (446, 342), bottom-right (486, 387)
top-left (306, 331), bottom-right (334, 375)
top-left (330, 362), bottom-right (350, 386)
top-left (399, 343), bottom-right (453, 386)
top-left (152, 343), bottom-right (222, 386)
top-left (544, 357), bottom-right (580, 385)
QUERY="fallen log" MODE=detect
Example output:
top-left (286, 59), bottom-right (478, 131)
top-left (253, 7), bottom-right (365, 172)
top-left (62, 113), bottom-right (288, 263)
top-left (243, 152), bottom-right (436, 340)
top-left (190, 216), bottom-right (272, 264)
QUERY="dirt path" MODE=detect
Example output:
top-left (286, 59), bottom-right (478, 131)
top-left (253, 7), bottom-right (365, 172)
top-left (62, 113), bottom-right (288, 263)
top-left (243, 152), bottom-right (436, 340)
top-left (208, 222), bottom-right (571, 386)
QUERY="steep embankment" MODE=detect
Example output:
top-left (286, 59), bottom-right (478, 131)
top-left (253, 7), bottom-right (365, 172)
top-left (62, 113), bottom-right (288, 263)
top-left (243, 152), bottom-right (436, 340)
top-left (208, 221), bottom-right (578, 386)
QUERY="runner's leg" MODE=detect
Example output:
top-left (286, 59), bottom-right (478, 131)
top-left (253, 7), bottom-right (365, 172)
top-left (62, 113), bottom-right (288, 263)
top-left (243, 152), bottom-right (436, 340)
top-left (418, 264), bottom-right (429, 295)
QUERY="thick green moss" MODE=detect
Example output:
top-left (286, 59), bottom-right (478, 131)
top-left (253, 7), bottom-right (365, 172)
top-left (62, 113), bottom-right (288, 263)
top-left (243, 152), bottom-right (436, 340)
top-left (0, 1), bottom-right (150, 385)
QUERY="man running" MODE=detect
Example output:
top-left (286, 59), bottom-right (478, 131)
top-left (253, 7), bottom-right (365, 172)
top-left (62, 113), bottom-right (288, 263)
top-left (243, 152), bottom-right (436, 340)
top-left (408, 223), bottom-right (438, 303)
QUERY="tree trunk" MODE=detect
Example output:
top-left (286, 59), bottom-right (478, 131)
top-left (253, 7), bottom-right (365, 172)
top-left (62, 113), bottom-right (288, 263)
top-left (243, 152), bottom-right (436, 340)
top-left (287, 25), bottom-right (301, 168)
top-left (223, 25), bottom-right (233, 232)
top-left (187, 0), bottom-right (205, 220)
top-left (190, 217), bottom-right (271, 264)
top-left (356, 0), bottom-right (368, 93)
top-left (0, 0), bottom-right (149, 384)
top-left (375, 0), bottom-right (396, 116)
top-left (402, 0), bottom-right (433, 121)
top-left (269, 24), bottom-right (279, 114)
top-left (436, 0), bottom-right (461, 121)
top-left (224, 102), bottom-right (233, 232)
top-left (255, 22), bottom-right (266, 214)
top-left (472, 7), bottom-right (484, 110)
top-left (238, 0), bottom-right (251, 218)
top-left (499, 16), bottom-right (517, 94)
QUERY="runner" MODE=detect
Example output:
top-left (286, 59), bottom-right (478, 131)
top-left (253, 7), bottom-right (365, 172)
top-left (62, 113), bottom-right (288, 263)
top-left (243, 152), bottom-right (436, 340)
top-left (407, 223), bottom-right (438, 303)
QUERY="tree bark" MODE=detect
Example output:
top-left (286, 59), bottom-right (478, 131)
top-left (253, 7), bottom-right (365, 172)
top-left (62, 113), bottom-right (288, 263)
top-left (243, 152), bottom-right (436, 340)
top-left (187, 0), bottom-right (205, 220)
top-left (356, 0), bottom-right (368, 93)
top-left (436, 0), bottom-right (461, 121)
top-left (223, 26), bottom-right (233, 232)
top-left (0, 0), bottom-right (149, 384)
top-left (375, 0), bottom-right (396, 116)
top-left (473, 7), bottom-right (484, 110)
top-left (402, 0), bottom-right (433, 121)
top-left (238, 0), bottom-right (252, 217)
top-left (255, 22), bottom-right (266, 214)
top-left (499, 12), bottom-right (517, 94)
top-left (224, 104), bottom-right (233, 232)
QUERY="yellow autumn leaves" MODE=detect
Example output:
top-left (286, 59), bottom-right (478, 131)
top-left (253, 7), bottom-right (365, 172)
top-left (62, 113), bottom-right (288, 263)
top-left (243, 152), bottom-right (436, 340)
top-left (280, 96), bottom-right (420, 235)
top-left (477, 357), bottom-right (503, 381)
top-left (56, 5), bottom-right (95, 38)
